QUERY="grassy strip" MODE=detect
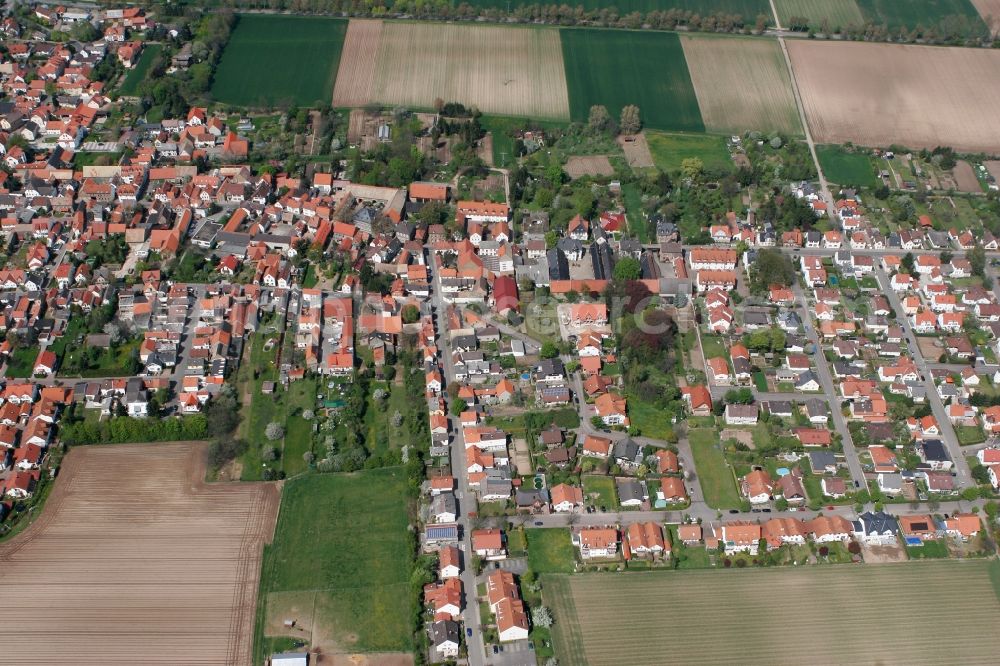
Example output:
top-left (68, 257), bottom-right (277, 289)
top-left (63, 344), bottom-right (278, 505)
top-left (689, 428), bottom-right (741, 509)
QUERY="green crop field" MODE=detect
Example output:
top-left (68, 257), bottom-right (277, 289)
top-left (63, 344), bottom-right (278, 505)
top-left (212, 15), bottom-right (347, 107)
top-left (646, 131), bottom-right (733, 175)
top-left (857, 0), bottom-right (984, 29)
top-left (117, 44), bottom-right (162, 97)
top-left (254, 468), bottom-right (413, 659)
top-left (817, 145), bottom-right (878, 187)
top-left (561, 29), bottom-right (704, 133)
top-left (776, 0), bottom-right (983, 29)
top-left (546, 561), bottom-right (1000, 665)
top-left (463, 0), bottom-right (770, 20)
top-left (773, 0), bottom-right (865, 27)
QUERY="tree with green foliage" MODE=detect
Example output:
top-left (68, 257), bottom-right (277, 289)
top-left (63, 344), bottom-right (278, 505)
top-left (724, 388), bottom-right (754, 404)
top-left (401, 304), bottom-right (420, 324)
top-left (613, 257), bottom-right (641, 281)
top-left (680, 158), bottom-right (703, 182)
top-left (968, 244), bottom-right (986, 278)
top-left (748, 249), bottom-right (796, 293)
top-left (540, 342), bottom-right (559, 359)
top-left (744, 327), bottom-right (786, 353)
top-left (901, 252), bottom-right (915, 274)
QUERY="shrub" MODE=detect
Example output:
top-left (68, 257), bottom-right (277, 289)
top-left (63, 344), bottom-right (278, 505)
top-left (207, 437), bottom-right (247, 469)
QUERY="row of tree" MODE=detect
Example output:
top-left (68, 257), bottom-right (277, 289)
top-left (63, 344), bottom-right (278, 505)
top-left (217, 0), bottom-right (761, 34)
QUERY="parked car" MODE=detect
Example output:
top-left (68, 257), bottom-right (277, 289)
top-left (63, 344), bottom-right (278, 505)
top-left (493, 645), bottom-right (499, 655)
top-left (467, 628), bottom-right (473, 637)
top-left (533, 521), bottom-right (543, 526)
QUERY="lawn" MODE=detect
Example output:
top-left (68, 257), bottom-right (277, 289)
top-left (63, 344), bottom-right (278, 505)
top-left (689, 428), bottom-right (741, 509)
top-left (582, 475), bottom-right (619, 510)
top-left (281, 377), bottom-right (320, 477)
top-left (526, 528), bottom-right (577, 573)
top-left (4, 346), bottom-right (37, 378)
top-left (546, 562), bottom-right (1000, 665)
top-left (700, 334), bottom-right (730, 365)
top-left (560, 29), bottom-right (704, 133)
top-left (626, 398), bottom-right (676, 441)
top-left (255, 468), bottom-right (413, 660)
top-left (479, 115), bottom-right (567, 167)
top-left (212, 15), bottom-right (347, 107)
top-left (646, 131), bottom-right (732, 174)
top-left (72, 151), bottom-right (123, 168)
top-left (956, 425), bottom-right (986, 445)
top-left (817, 144), bottom-right (877, 187)
top-left (906, 539), bottom-right (951, 559)
top-left (507, 527), bottom-right (528, 556)
top-left (117, 43), bottom-right (162, 97)
top-left (58, 337), bottom-right (141, 378)
top-left (668, 526), bottom-right (713, 569)
top-left (235, 331), bottom-right (281, 481)
top-left (856, 0), bottom-right (984, 30)
top-left (622, 182), bottom-right (649, 242)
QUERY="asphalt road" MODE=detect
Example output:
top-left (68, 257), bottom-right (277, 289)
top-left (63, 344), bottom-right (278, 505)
top-left (792, 281), bottom-right (869, 491)
top-left (874, 268), bottom-right (973, 485)
top-left (429, 254), bottom-right (487, 666)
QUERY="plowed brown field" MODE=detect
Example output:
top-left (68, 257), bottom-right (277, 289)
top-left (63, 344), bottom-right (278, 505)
top-left (971, 0), bottom-right (1000, 33)
top-left (788, 40), bottom-right (1000, 152)
top-left (332, 19), bottom-right (383, 108)
top-left (335, 21), bottom-right (570, 119)
top-left (682, 34), bottom-right (801, 135)
top-left (0, 442), bottom-right (279, 665)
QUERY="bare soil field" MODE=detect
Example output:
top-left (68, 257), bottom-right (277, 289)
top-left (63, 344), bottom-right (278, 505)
top-left (332, 20), bottom-right (383, 108)
top-left (0, 442), bottom-right (279, 665)
top-left (681, 34), bottom-right (801, 135)
top-left (953, 160), bottom-right (983, 192)
top-left (618, 133), bottom-right (655, 168)
top-left (985, 160), bottom-right (1000, 181)
top-left (547, 562), bottom-right (1000, 665)
top-left (918, 336), bottom-right (943, 360)
top-left (565, 155), bottom-right (614, 179)
top-left (788, 40), bottom-right (1000, 152)
top-left (971, 0), bottom-right (1000, 33)
top-left (861, 543), bottom-right (909, 563)
top-left (340, 22), bottom-right (570, 119)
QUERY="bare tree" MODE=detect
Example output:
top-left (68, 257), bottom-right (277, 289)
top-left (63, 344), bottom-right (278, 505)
top-left (588, 105), bottom-right (612, 133)
top-left (620, 105), bottom-right (641, 135)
